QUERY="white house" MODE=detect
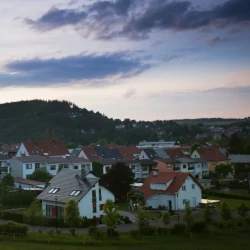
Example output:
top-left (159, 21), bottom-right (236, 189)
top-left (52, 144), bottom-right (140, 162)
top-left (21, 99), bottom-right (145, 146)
top-left (140, 171), bottom-right (203, 210)
top-left (137, 140), bottom-right (176, 148)
top-left (9, 155), bottom-right (92, 179)
top-left (37, 169), bottom-right (115, 218)
top-left (0, 155), bottom-right (10, 173)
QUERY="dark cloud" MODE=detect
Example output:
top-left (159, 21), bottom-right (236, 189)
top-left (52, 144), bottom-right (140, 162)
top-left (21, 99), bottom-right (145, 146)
top-left (0, 52), bottom-right (150, 87)
top-left (25, 0), bottom-right (250, 39)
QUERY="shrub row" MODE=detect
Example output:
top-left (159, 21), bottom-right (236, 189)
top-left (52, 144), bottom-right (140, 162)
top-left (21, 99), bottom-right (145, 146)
top-left (203, 190), bottom-right (250, 200)
top-left (0, 221), bottom-right (29, 236)
top-left (88, 226), bottom-right (119, 239)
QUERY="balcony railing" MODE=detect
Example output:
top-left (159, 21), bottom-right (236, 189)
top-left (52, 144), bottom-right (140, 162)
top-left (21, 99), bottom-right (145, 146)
top-left (188, 166), bottom-right (195, 170)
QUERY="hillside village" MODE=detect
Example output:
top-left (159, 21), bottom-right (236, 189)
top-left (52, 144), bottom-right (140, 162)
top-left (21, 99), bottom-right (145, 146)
top-left (0, 137), bottom-right (250, 221)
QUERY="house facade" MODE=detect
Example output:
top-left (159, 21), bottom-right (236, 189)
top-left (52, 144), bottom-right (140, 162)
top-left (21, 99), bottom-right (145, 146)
top-left (0, 155), bottom-right (10, 173)
top-left (38, 169), bottom-right (115, 218)
top-left (140, 171), bottom-right (203, 210)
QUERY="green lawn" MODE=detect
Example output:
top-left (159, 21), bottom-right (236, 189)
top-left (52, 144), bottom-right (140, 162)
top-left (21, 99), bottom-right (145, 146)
top-left (1, 232), bottom-right (250, 250)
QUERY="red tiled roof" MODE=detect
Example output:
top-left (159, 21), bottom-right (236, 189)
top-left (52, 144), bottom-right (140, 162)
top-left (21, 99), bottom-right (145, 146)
top-left (165, 148), bottom-right (186, 158)
top-left (117, 146), bottom-right (140, 159)
top-left (14, 177), bottom-right (45, 186)
top-left (140, 172), bottom-right (203, 200)
top-left (82, 146), bottom-right (102, 160)
top-left (22, 140), bottom-right (69, 156)
top-left (195, 148), bottom-right (229, 161)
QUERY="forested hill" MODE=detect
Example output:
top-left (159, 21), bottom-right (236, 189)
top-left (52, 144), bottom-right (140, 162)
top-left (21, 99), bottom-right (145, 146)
top-left (0, 100), bottom-right (248, 145)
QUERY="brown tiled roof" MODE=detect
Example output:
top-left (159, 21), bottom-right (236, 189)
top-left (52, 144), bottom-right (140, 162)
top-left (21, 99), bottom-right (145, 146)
top-left (140, 172), bottom-right (203, 200)
top-left (82, 146), bottom-right (102, 160)
top-left (195, 148), bottom-right (229, 161)
top-left (22, 140), bottom-right (69, 156)
top-left (116, 147), bottom-right (141, 159)
top-left (165, 148), bottom-right (186, 158)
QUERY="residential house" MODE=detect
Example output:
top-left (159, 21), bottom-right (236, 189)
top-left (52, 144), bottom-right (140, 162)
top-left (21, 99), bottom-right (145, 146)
top-left (154, 148), bottom-right (169, 159)
top-left (92, 158), bottom-right (116, 175)
top-left (139, 148), bottom-right (159, 160)
top-left (0, 155), bottom-right (10, 173)
top-left (164, 148), bottom-right (186, 158)
top-left (37, 169), bottom-right (115, 218)
top-left (154, 158), bottom-right (180, 173)
top-left (70, 148), bottom-right (86, 158)
top-left (9, 155), bottom-right (92, 179)
top-left (228, 154), bottom-right (250, 168)
top-left (16, 139), bottom-right (69, 157)
top-left (180, 144), bottom-right (191, 156)
top-left (140, 171), bottom-right (203, 210)
top-left (81, 147), bottom-right (102, 161)
top-left (191, 148), bottom-right (230, 172)
top-left (116, 146), bottom-right (141, 159)
top-left (95, 146), bottom-right (122, 160)
top-left (0, 143), bottom-right (20, 157)
top-left (138, 159), bottom-right (157, 176)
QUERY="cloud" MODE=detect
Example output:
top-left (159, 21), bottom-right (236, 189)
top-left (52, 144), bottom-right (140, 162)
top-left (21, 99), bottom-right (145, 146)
top-left (0, 52), bottom-right (150, 87)
top-left (123, 87), bottom-right (136, 98)
top-left (207, 36), bottom-right (229, 46)
top-left (25, 0), bottom-right (250, 39)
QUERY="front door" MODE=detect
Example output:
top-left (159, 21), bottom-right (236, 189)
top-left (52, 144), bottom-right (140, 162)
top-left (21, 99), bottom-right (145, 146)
top-left (192, 197), bottom-right (196, 207)
top-left (52, 206), bottom-right (57, 217)
top-left (168, 200), bottom-right (172, 211)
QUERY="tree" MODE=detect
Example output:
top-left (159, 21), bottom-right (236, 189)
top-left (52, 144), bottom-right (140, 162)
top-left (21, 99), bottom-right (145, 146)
top-left (183, 201), bottom-right (194, 230)
top-left (162, 211), bottom-right (170, 227)
top-left (136, 210), bottom-right (150, 236)
top-left (113, 137), bottom-right (124, 145)
top-left (219, 200), bottom-right (232, 221)
top-left (203, 205), bottom-right (213, 223)
top-left (64, 199), bottom-right (80, 235)
top-left (215, 164), bottom-right (232, 178)
top-left (97, 139), bottom-right (108, 146)
top-left (66, 142), bottom-right (76, 149)
top-left (229, 133), bottom-right (243, 154)
top-left (102, 199), bottom-right (119, 231)
top-left (100, 161), bottom-right (134, 200)
top-left (24, 199), bottom-right (44, 230)
top-left (27, 169), bottom-right (53, 183)
top-left (1, 173), bottom-right (14, 187)
top-left (237, 202), bottom-right (249, 218)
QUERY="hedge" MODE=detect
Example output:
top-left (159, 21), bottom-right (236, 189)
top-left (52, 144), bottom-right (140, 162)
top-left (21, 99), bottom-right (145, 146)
top-left (202, 190), bottom-right (250, 200)
top-left (0, 221), bottom-right (29, 236)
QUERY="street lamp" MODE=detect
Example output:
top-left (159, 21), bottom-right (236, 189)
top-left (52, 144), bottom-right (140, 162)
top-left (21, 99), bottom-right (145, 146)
top-left (175, 192), bottom-right (179, 224)
top-left (54, 195), bottom-right (59, 232)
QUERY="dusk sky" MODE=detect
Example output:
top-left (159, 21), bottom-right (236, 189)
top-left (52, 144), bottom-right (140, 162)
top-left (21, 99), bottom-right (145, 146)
top-left (0, 0), bottom-right (250, 120)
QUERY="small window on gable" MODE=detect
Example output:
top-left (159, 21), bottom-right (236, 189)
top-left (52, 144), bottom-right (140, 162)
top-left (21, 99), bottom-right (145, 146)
top-left (183, 199), bottom-right (187, 205)
top-left (48, 188), bottom-right (59, 194)
top-left (192, 184), bottom-right (195, 189)
top-left (182, 185), bottom-right (186, 191)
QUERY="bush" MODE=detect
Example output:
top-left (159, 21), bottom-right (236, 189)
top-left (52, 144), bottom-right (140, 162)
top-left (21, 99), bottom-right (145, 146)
top-left (140, 226), bottom-right (156, 236)
top-left (0, 221), bottom-right (28, 236)
top-left (129, 230), bottom-right (140, 239)
top-left (88, 226), bottom-right (101, 239)
top-left (47, 230), bottom-right (54, 237)
top-left (69, 228), bottom-right (76, 236)
top-left (106, 228), bottom-right (119, 238)
top-left (1, 211), bottom-right (24, 223)
top-left (157, 227), bottom-right (169, 235)
top-left (170, 223), bottom-right (186, 235)
top-left (190, 221), bottom-right (206, 233)
top-left (81, 216), bottom-right (98, 227)
top-left (169, 210), bottom-right (175, 216)
top-left (202, 190), bottom-right (250, 201)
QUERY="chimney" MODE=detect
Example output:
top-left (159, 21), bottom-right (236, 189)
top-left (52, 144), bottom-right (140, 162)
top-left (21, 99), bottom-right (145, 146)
top-left (81, 168), bottom-right (87, 181)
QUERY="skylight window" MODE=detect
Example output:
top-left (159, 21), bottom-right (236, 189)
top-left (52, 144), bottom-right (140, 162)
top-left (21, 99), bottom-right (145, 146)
top-left (48, 188), bottom-right (59, 194)
top-left (69, 190), bottom-right (82, 197)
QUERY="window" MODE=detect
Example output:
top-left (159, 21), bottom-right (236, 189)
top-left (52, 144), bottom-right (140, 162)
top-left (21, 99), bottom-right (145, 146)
top-left (142, 166), bottom-right (148, 171)
top-left (73, 165), bottom-right (78, 170)
top-left (192, 184), bottom-right (195, 189)
top-left (99, 204), bottom-right (104, 210)
top-left (48, 188), bottom-right (59, 194)
top-left (92, 190), bottom-right (97, 213)
top-left (167, 165), bottom-right (171, 169)
top-left (183, 164), bottom-right (187, 169)
top-left (182, 185), bottom-right (186, 191)
top-left (50, 165), bottom-right (56, 170)
top-left (69, 190), bottom-right (81, 197)
top-left (26, 164), bottom-right (32, 169)
top-left (99, 188), bottom-right (102, 201)
top-left (35, 163), bottom-right (40, 169)
top-left (46, 205), bottom-right (52, 217)
top-left (183, 199), bottom-right (187, 205)
top-left (212, 162), bottom-right (216, 167)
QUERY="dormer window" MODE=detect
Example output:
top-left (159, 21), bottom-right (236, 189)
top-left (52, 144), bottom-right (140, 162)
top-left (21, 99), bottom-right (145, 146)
top-left (48, 188), bottom-right (59, 194)
top-left (69, 190), bottom-right (82, 197)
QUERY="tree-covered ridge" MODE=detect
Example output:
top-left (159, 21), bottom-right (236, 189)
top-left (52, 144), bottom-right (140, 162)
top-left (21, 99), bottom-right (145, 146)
top-left (0, 100), bottom-right (249, 146)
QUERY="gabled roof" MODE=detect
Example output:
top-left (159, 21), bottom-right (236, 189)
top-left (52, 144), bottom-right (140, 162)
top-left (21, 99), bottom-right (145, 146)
top-left (93, 158), bottom-right (116, 166)
top-left (22, 139), bottom-right (69, 156)
top-left (71, 149), bottom-right (82, 157)
top-left (195, 148), bottom-right (229, 161)
top-left (82, 147), bottom-right (101, 160)
top-left (154, 148), bottom-right (169, 159)
top-left (117, 146), bottom-right (140, 159)
top-left (14, 177), bottom-right (45, 186)
top-left (140, 172), bottom-right (203, 200)
top-left (37, 169), bottom-right (99, 203)
top-left (14, 155), bottom-right (47, 163)
top-left (164, 148), bottom-right (186, 158)
top-left (95, 146), bottom-right (122, 159)
top-left (142, 148), bottom-right (159, 159)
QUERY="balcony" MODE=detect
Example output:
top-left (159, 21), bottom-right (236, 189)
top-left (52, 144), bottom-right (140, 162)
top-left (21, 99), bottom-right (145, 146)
top-left (174, 167), bottom-right (180, 171)
top-left (188, 166), bottom-right (195, 170)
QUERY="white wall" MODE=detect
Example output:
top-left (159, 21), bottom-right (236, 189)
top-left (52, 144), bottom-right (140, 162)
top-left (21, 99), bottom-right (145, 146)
top-left (139, 151), bottom-right (149, 160)
top-left (190, 150), bottom-right (200, 159)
